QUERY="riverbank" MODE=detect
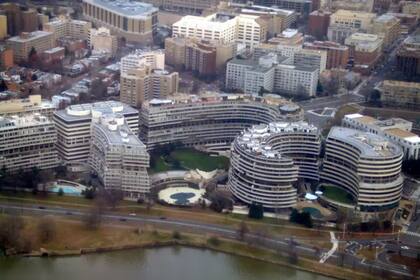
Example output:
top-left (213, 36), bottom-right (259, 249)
top-left (0, 216), bottom-right (377, 280)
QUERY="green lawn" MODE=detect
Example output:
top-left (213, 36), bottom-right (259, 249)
top-left (150, 148), bottom-right (229, 173)
top-left (320, 185), bottom-right (356, 205)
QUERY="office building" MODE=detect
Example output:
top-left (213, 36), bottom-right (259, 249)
top-left (43, 16), bottom-right (92, 41)
top-left (0, 114), bottom-right (59, 173)
top-left (304, 41), bottom-right (349, 69)
top-left (267, 28), bottom-right (303, 45)
top-left (147, 0), bottom-right (221, 14)
top-left (330, 0), bottom-right (374, 12)
top-left (6, 31), bottom-right (54, 63)
top-left (345, 33), bottom-right (383, 73)
top-left (172, 13), bottom-right (267, 49)
top-left (327, 9), bottom-right (376, 43)
top-left (53, 101), bottom-right (139, 164)
top-left (343, 114), bottom-right (420, 160)
top-left (21, 9), bottom-right (38, 33)
top-left (0, 3), bottom-right (22, 36)
top-left (229, 121), bottom-right (320, 209)
top-left (321, 127), bottom-right (403, 219)
top-left (251, 0), bottom-right (313, 18)
top-left (139, 92), bottom-right (303, 150)
top-left (396, 34), bottom-right (420, 78)
top-left (82, 0), bottom-right (158, 44)
top-left (400, 1), bottom-right (420, 17)
top-left (381, 80), bottom-right (420, 110)
top-left (0, 47), bottom-right (14, 70)
top-left (89, 114), bottom-right (149, 200)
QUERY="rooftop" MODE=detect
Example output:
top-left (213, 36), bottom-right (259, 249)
top-left (82, 0), bottom-right (157, 19)
top-left (328, 127), bottom-right (402, 158)
top-left (54, 101), bottom-right (138, 122)
top-left (0, 113), bottom-right (52, 130)
top-left (95, 115), bottom-right (145, 147)
top-left (7, 31), bottom-right (52, 43)
top-left (236, 122), bottom-right (318, 158)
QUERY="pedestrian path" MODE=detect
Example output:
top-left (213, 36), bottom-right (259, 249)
top-left (320, 231), bottom-right (338, 263)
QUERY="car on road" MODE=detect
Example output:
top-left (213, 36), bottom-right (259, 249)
top-left (119, 218), bottom-right (127, 222)
top-left (159, 216), bottom-right (167, 220)
top-left (129, 213), bottom-right (136, 216)
top-left (401, 246), bottom-right (409, 250)
top-left (38, 206), bottom-right (46, 209)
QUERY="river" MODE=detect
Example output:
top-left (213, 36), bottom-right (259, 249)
top-left (0, 246), bottom-right (333, 280)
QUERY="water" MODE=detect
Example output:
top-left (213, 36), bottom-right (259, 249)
top-left (169, 192), bottom-right (196, 205)
top-left (0, 247), bottom-right (333, 280)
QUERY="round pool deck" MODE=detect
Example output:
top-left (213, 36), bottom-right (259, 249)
top-left (158, 187), bottom-right (205, 206)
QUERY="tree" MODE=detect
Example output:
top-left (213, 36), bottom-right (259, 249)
top-left (289, 208), bottom-right (313, 228)
top-left (248, 203), bottom-right (264, 219)
top-left (209, 190), bottom-right (232, 213)
top-left (236, 221), bottom-right (249, 241)
top-left (0, 215), bottom-right (27, 255)
top-left (37, 216), bottom-right (56, 243)
top-left (84, 202), bottom-right (103, 230)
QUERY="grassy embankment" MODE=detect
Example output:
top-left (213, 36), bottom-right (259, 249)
top-left (0, 215), bottom-right (379, 280)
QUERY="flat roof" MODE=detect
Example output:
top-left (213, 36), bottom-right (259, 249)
top-left (0, 114), bottom-right (52, 130)
top-left (7, 31), bottom-right (52, 43)
top-left (385, 128), bottom-right (419, 140)
top-left (83, 0), bottom-right (157, 19)
top-left (95, 118), bottom-right (145, 147)
top-left (328, 127), bottom-right (402, 158)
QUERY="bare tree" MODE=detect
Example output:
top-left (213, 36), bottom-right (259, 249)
top-left (0, 215), bottom-right (28, 254)
top-left (236, 221), bottom-right (249, 241)
top-left (84, 201), bottom-right (104, 230)
top-left (37, 216), bottom-right (56, 243)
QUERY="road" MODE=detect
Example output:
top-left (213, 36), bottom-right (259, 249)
top-left (0, 202), bottom-right (416, 278)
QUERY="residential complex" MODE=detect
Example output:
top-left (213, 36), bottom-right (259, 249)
top-left (6, 31), bottom-right (54, 62)
top-left (43, 16), bottom-right (92, 41)
top-left (82, 0), bottom-right (158, 43)
top-left (327, 10), bottom-right (376, 44)
top-left (139, 92), bottom-right (303, 150)
top-left (321, 127), bottom-right (403, 219)
top-left (343, 114), bottom-right (420, 160)
top-left (226, 53), bottom-right (319, 97)
top-left (53, 101), bottom-right (139, 164)
top-left (0, 114), bottom-right (59, 173)
top-left (172, 13), bottom-right (267, 49)
top-left (89, 114), bottom-right (149, 200)
top-left (381, 80), bottom-right (420, 109)
top-left (0, 95), bottom-right (55, 117)
top-left (229, 121), bottom-right (320, 209)
top-left (304, 41), bottom-right (350, 69)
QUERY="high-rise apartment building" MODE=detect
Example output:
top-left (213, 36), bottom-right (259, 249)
top-left (396, 34), bottom-right (420, 78)
top-left (6, 31), bottom-right (54, 63)
top-left (0, 15), bottom-right (7, 39)
top-left (120, 66), bottom-right (179, 107)
top-left (82, 0), bottom-right (158, 44)
top-left (307, 10), bottom-right (331, 40)
top-left (0, 114), bottom-right (59, 173)
top-left (120, 49), bottom-right (165, 74)
top-left (89, 114), bottom-right (149, 200)
top-left (21, 9), bottom-right (38, 33)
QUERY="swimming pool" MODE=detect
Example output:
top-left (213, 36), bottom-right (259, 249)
top-left (158, 187), bottom-right (205, 206)
top-left (49, 181), bottom-right (87, 196)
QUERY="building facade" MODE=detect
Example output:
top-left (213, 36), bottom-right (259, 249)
top-left (371, 14), bottom-right (400, 50)
top-left (89, 27), bottom-right (118, 57)
top-left (43, 16), bottom-right (92, 41)
top-left (53, 101), bottom-right (139, 164)
top-left (396, 35), bottom-right (420, 78)
top-left (381, 80), bottom-right (420, 110)
top-left (304, 41), bottom-right (350, 69)
top-left (0, 95), bottom-right (55, 117)
top-left (321, 127), bottom-right (403, 219)
top-left (307, 10), bottom-right (331, 40)
top-left (89, 114), bottom-right (149, 200)
top-left (229, 121), bottom-right (320, 209)
top-left (0, 114), bottom-right (59, 173)
top-left (345, 33), bottom-right (383, 73)
top-left (121, 49), bottom-right (165, 74)
top-left (139, 92), bottom-right (303, 150)
top-left (82, 0), bottom-right (158, 44)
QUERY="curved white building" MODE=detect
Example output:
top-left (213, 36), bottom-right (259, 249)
top-left (228, 121), bottom-right (320, 209)
top-left (321, 127), bottom-right (403, 215)
top-left (139, 92), bottom-right (303, 151)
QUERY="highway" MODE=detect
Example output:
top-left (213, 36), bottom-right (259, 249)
top-left (0, 202), bottom-right (416, 278)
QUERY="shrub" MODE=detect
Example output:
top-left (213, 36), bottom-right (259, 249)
top-left (248, 203), bottom-right (264, 219)
top-left (207, 236), bottom-right (220, 246)
top-left (172, 231), bottom-right (181, 239)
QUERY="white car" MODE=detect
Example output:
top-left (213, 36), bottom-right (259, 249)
top-left (401, 246), bottom-right (409, 250)
top-left (129, 213), bottom-right (136, 216)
